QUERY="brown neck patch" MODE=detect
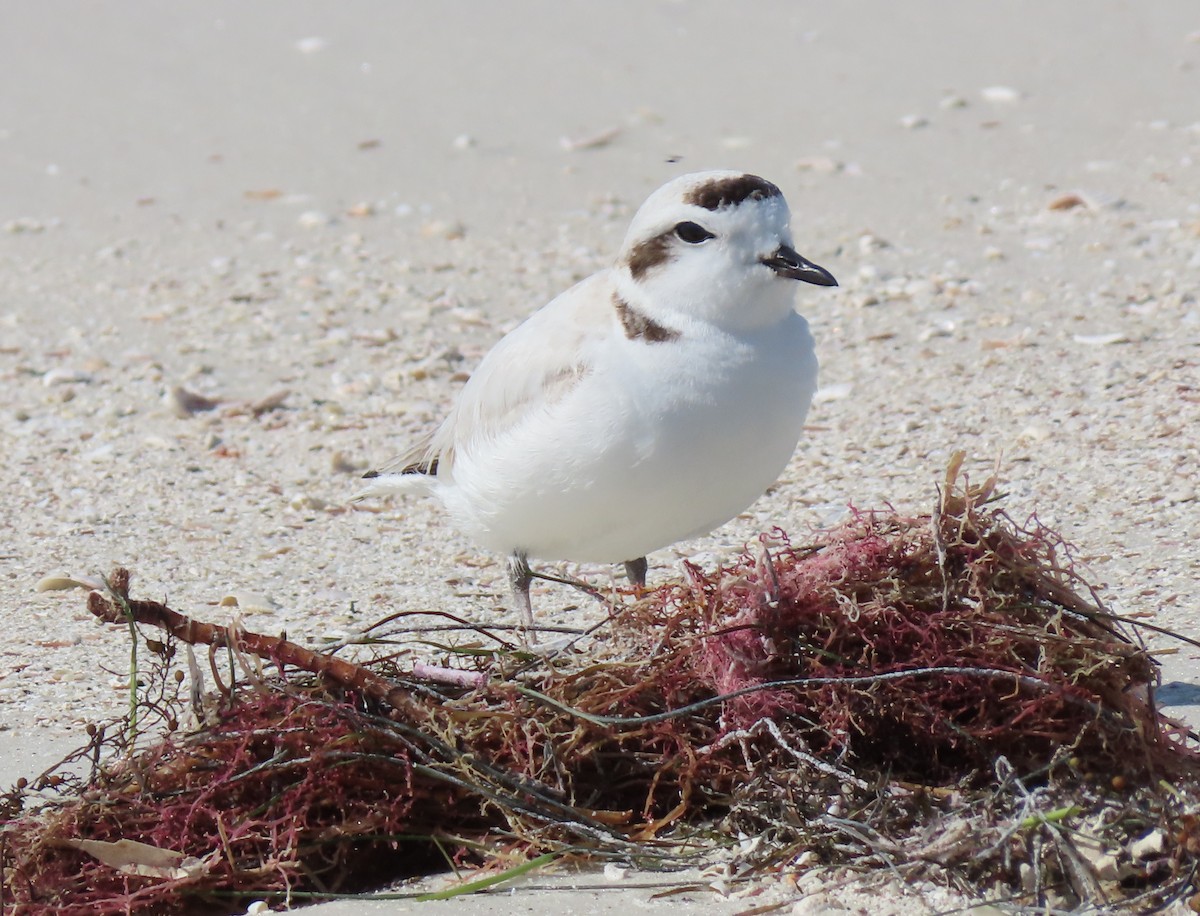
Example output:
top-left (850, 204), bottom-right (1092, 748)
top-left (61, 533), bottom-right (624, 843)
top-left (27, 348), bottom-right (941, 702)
top-left (685, 173), bottom-right (781, 211)
top-left (613, 293), bottom-right (680, 343)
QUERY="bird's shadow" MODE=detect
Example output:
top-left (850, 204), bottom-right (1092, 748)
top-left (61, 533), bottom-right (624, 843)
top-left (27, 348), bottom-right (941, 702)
top-left (1156, 681), bottom-right (1200, 707)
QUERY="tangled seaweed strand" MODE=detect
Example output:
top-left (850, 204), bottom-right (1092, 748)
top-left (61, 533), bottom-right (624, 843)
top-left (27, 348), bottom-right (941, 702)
top-left (4, 459), bottom-right (1200, 913)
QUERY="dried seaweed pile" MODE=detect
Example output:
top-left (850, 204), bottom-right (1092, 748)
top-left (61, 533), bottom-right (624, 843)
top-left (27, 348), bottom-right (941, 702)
top-left (4, 461), bottom-right (1200, 913)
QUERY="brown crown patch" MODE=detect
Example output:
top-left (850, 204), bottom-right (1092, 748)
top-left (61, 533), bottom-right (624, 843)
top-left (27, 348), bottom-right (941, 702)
top-left (613, 293), bottom-right (680, 343)
top-left (624, 230), bottom-right (674, 281)
top-left (685, 174), bottom-right (781, 211)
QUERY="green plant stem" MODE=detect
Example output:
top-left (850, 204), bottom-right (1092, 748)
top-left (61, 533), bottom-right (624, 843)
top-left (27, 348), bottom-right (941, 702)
top-left (415, 853), bottom-right (556, 901)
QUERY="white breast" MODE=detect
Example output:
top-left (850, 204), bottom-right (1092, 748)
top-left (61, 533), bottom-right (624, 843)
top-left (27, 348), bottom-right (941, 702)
top-left (440, 312), bottom-right (817, 563)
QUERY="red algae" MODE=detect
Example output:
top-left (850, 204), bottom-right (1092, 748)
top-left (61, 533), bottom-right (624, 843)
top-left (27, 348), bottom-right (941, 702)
top-left (4, 461), bottom-right (1198, 912)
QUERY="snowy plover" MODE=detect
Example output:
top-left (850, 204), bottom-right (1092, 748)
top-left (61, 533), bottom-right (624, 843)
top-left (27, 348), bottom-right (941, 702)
top-left (359, 171), bottom-right (837, 629)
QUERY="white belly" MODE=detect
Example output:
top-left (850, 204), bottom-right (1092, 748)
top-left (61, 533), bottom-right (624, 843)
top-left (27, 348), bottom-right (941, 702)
top-left (441, 314), bottom-right (817, 563)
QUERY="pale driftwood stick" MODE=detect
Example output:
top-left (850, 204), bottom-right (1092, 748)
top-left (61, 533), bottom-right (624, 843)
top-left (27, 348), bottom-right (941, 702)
top-left (86, 569), bottom-right (429, 718)
top-left (411, 661), bottom-right (487, 689)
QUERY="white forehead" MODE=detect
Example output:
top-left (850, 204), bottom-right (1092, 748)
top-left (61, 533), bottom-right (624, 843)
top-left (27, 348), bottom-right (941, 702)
top-left (622, 171), bottom-right (791, 248)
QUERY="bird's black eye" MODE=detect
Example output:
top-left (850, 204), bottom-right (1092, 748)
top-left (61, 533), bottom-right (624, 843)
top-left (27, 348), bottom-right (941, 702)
top-left (674, 221), bottom-right (714, 244)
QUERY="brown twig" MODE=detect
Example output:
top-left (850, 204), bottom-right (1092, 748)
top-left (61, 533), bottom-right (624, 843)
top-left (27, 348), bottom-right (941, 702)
top-left (86, 571), bottom-right (427, 719)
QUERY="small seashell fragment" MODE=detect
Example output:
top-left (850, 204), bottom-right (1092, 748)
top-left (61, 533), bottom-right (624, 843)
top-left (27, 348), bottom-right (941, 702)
top-left (65, 838), bottom-right (204, 880)
top-left (298, 210), bottom-right (332, 229)
top-left (169, 386), bottom-right (221, 418)
top-left (918, 322), bottom-right (956, 342)
top-left (36, 574), bottom-right (104, 593)
top-left (219, 592), bottom-right (281, 613)
top-left (252, 389), bottom-right (289, 415)
top-left (981, 85), bottom-right (1022, 103)
top-left (603, 863), bottom-right (627, 882)
top-left (1048, 193), bottom-right (1087, 211)
top-left (5, 217), bottom-right (47, 233)
top-left (899, 114), bottom-right (929, 129)
top-left (718, 135), bottom-right (753, 150)
top-left (295, 36), bottom-right (327, 54)
top-left (331, 451), bottom-right (367, 474)
top-left (420, 220), bottom-right (466, 240)
top-left (42, 367), bottom-right (92, 387)
top-left (288, 493), bottom-right (329, 511)
top-left (559, 127), bottom-right (621, 152)
top-left (1130, 829), bottom-right (1165, 860)
top-left (1073, 332), bottom-right (1128, 346)
top-left (813, 383), bottom-right (853, 403)
top-left (794, 156), bottom-right (842, 173)
top-left (981, 336), bottom-right (1028, 351)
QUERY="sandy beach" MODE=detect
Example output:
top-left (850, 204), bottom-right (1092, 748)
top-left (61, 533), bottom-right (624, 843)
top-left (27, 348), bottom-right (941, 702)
top-left (3, 2), bottom-right (1199, 911)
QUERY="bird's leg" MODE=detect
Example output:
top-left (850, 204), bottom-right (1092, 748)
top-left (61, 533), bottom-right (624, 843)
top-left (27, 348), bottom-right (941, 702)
top-left (624, 556), bottom-right (648, 589)
top-left (511, 557), bottom-right (646, 644)
top-left (507, 552), bottom-right (535, 637)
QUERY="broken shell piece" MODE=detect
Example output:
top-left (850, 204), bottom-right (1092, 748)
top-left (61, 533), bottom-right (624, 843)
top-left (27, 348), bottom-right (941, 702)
top-left (5, 217), bottom-right (48, 233)
top-left (559, 126), bottom-right (621, 152)
top-left (42, 367), bottom-right (93, 387)
top-left (65, 838), bottom-right (205, 880)
top-left (36, 574), bottom-right (104, 593)
top-left (1073, 332), bottom-right (1129, 346)
top-left (719, 136), bottom-right (753, 150)
top-left (294, 37), bottom-right (327, 54)
top-left (288, 493), bottom-right (329, 511)
top-left (420, 220), bottom-right (466, 240)
top-left (248, 389), bottom-right (289, 416)
top-left (603, 863), bottom-right (627, 882)
top-left (1048, 190), bottom-right (1120, 211)
top-left (331, 451), bottom-right (367, 474)
top-left (794, 156), bottom-right (843, 173)
top-left (981, 85), bottom-right (1022, 103)
top-left (219, 592), bottom-right (281, 613)
top-left (1048, 193), bottom-right (1087, 211)
top-left (170, 386), bottom-right (221, 418)
top-left (813, 382), bottom-right (853, 403)
top-left (1131, 829), bottom-right (1165, 860)
top-left (298, 210), bottom-right (332, 229)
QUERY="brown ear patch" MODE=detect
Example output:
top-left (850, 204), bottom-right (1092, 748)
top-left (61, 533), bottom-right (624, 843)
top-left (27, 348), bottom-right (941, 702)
top-left (685, 174), bottom-right (781, 211)
top-left (625, 230), bottom-right (674, 281)
top-left (613, 293), bottom-right (680, 343)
